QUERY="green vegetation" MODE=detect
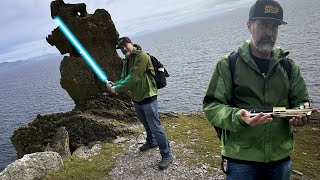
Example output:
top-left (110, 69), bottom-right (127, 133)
top-left (44, 112), bottom-right (320, 180)
top-left (44, 143), bottom-right (125, 180)
top-left (291, 116), bottom-right (320, 180)
top-left (163, 113), bottom-right (222, 167)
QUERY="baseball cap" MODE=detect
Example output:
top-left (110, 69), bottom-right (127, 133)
top-left (116, 37), bottom-right (132, 49)
top-left (249, 0), bottom-right (287, 25)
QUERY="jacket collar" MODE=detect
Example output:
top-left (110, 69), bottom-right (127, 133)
top-left (238, 40), bottom-right (286, 75)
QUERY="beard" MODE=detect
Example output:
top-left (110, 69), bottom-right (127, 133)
top-left (121, 49), bottom-right (131, 56)
top-left (254, 37), bottom-right (276, 54)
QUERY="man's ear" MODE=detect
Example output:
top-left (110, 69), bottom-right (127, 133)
top-left (247, 21), bottom-right (253, 33)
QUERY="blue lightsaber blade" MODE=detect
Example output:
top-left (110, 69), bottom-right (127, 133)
top-left (53, 16), bottom-right (109, 83)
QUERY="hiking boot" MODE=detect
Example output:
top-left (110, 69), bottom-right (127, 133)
top-left (139, 143), bottom-right (158, 152)
top-left (158, 158), bottom-right (173, 170)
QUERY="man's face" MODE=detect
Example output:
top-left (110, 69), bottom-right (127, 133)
top-left (119, 42), bottom-right (134, 56)
top-left (248, 19), bottom-right (280, 54)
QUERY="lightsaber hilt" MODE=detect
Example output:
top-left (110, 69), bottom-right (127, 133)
top-left (248, 108), bottom-right (313, 118)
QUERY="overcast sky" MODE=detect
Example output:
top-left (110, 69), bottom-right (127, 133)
top-left (0, 0), bottom-right (254, 63)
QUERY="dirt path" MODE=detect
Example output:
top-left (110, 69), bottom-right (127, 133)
top-left (109, 133), bottom-right (225, 180)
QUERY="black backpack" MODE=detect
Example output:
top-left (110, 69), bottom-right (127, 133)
top-left (146, 54), bottom-right (170, 89)
top-left (214, 51), bottom-right (292, 140)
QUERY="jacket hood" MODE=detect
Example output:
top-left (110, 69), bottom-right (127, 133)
top-left (133, 44), bottom-right (142, 51)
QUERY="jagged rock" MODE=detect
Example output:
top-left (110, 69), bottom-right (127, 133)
top-left (113, 136), bottom-right (127, 144)
top-left (10, 0), bottom-right (139, 160)
top-left (72, 143), bottom-right (102, 159)
top-left (46, 0), bottom-right (130, 105)
top-left (0, 152), bottom-right (63, 180)
top-left (45, 126), bottom-right (71, 158)
top-left (312, 127), bottom-right (319, 131)
top-left (72, 146), bottom-right (90, 159)
top-left (292, 169), bottom-right (304, 176)
top-left (159, 112), bottom-right (179, 118)
top-left (11, 110), bottom-right (136, 158)
top-left (11, 0), bottom-right (139, 164)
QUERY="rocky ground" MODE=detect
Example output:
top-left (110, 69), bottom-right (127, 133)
top-left (109, 131), bottom-right (225, 180)
top-left (37, 113), bottom-right (320, 180)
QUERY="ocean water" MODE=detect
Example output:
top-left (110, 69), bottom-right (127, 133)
top-left (0, 58), bottom-right (75, 170)
top-left (1, 0), bottom-right (319, 171)
top-left (136, 0), bottom-right (320, 112)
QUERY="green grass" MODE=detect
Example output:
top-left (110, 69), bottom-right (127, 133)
top-left (44, 142), bottom-right (125, 180)
top-left (291, 118), bottom-right (320, 180)
top-left (44, 112), bottom-right (320, 180)
top-left (162, 113), bottom-right (222, 169)
top-left (163, 113), bottom-right (320, 180)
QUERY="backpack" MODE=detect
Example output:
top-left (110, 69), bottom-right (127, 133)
top-left (145, 54), bottom-right (170, 89)
top-left (214, 51), bottom-right (292, 140)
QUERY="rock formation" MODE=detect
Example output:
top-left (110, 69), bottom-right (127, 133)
top-left (11, 0), bottom-right (137, 159)
top-left (46, 0), bottom-right (128, 105)
top-left (45, 126), bottom-right (71, 159)
top-left (11, 106), bottom-right (135, 158)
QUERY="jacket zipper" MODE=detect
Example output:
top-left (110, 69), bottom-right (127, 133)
top-left (262, 72), bottom-right (267, 105)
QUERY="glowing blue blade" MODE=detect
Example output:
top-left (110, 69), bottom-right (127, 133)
top-left (53, 16), bottom-right (108, 82)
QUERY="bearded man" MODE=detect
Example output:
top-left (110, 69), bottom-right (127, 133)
top-left (203, 0), bottom-right (313, 179)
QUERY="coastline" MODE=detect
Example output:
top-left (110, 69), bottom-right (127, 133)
top-left (1, 0), bottom-right (320, 173)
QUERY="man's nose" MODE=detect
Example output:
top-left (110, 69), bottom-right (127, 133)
top-left (265, 27), bottom-right (274, 36)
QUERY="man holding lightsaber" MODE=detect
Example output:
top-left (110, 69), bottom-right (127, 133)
top-left (53, 15), bottom-right (172, 170)
top-left (106, 37), bottom-right (173, 170)
top-left (203, 0), bottom-right (317, 179)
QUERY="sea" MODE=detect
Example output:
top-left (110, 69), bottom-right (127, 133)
top-left (0, 0), bottom-right (319, 171)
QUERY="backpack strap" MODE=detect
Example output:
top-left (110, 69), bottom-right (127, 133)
top-left (228, 51), bottom-right (239, 83)
top-left (278, 52), bottom-right (292, 80)
top-left (145, 53), bottom-right (156, 79)
top-left (125, 53), bottom-right (137, 76)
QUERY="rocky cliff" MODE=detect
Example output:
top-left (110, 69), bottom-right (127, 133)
top-left (11, 0), bottom-right (137, 159)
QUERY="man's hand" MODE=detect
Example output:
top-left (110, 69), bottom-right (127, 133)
top-left (106, 85), bottom-right (116, 95)
top-left (288, 115), bottom-right (307, 126)
top-left (240, 109), bottom-right (273, 126)
top-left (107, 81), bottom-right (114, 87)
top-left (289, 108), bottom-right (318, 126)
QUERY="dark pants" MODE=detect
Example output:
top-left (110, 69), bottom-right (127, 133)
top-left (226, 159), bottom-right (292, 180)
top-left (133, 99), bottom-right (172, 159)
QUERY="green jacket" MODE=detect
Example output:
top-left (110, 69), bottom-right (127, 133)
top-left (203, 40), bottom-right (309, 162)
top-left (114, 45), bottom-right (157, 102)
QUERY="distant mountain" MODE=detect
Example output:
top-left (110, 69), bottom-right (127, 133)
top-left (0, 53), bottom-right (62, 71)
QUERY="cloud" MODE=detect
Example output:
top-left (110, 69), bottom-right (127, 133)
top-left (0, 0), bottom-right (254, 63)
top-left (0, 0), bottom-right (54, 52)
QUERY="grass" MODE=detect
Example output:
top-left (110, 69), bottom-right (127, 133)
top-left (291, 118), bottom-right (320, 180)
top-left (163, 113), bottom-right (320, 180)
top-left (44, 142), bottom-right (125, 180)
top-left (162, 113), bottom-right (222, 168)
top-left (44, 112), bottom-right (320, 180)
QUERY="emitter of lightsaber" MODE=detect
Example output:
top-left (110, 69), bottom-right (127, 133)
top-left (53, 16), bottom-right (111, 85)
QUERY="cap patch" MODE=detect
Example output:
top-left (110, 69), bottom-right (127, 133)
top-left (265, 5), bottom-right (279, 14)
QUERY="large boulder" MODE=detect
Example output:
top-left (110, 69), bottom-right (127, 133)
top-left (0, 152), bottom-right (63, 180)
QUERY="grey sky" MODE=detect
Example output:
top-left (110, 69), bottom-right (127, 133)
top-left (0, 0), bottom-right (254, 63)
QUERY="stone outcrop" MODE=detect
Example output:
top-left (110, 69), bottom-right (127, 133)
top-left (45, 126), bottom-right (71, 158)
top-left (11, 102), bottom-right (136, 158)
top-left (46, 0), bottom-right (129, 105)
top-left (72, 143), bottom-right (102, 159)
top-left (0, 152), bottom-right (63, 180)
top-left (10, 0), bottom-right (139, 160)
